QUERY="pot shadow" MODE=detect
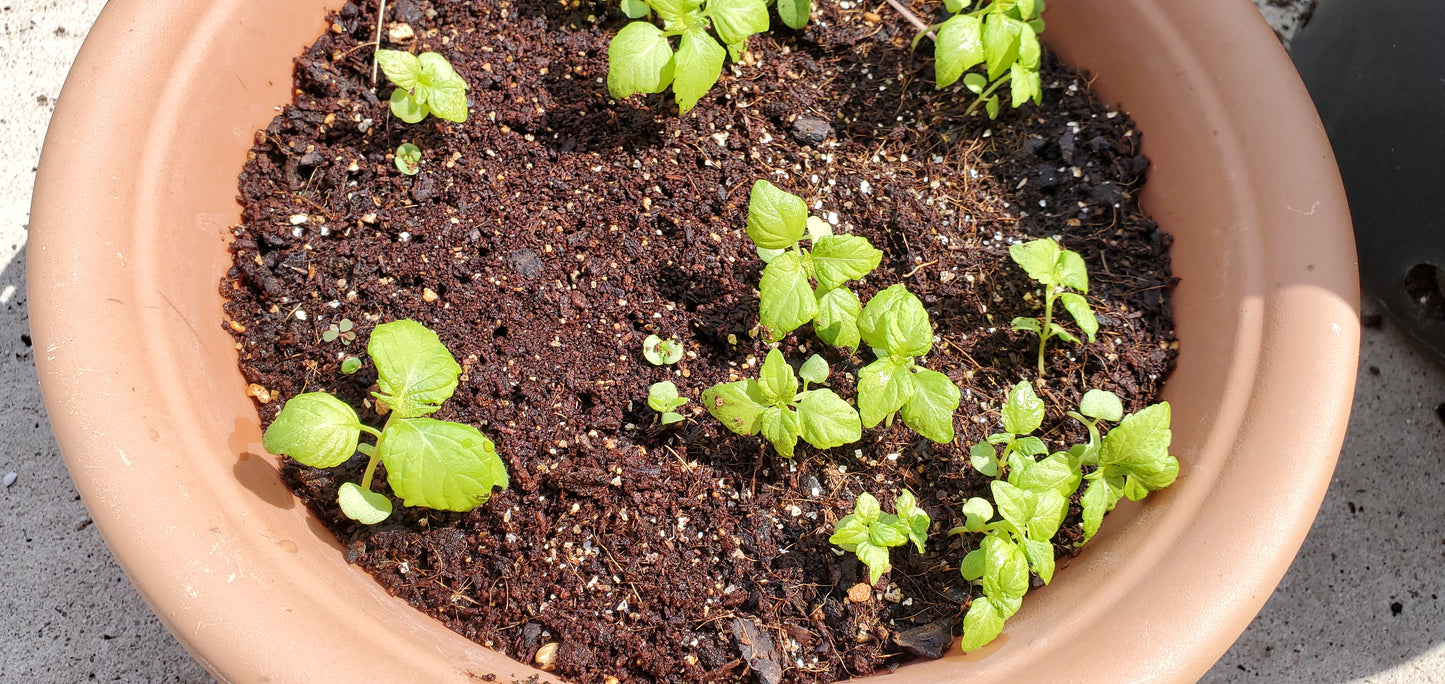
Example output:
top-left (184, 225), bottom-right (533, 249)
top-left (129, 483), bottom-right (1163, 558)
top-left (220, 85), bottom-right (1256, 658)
top-left (228, 418), bottom-right (294, 510)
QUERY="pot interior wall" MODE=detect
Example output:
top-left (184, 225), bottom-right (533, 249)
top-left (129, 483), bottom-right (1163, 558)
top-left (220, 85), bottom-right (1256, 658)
top-left (31, 0), bottom-right (1357, 681)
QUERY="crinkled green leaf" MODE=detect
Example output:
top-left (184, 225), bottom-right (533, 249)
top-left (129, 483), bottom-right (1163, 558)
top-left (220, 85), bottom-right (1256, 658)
top-left (969, 442), bottom-right (998, 477)
top-left (1079, 389), bottom-right (1123, 422)
top-left (703, 380), bottom-right (765, 435)
top-left (857, 284), bottom-right (910, 351)
top-left (1060, 292), bottom-right (1097, 342)
top-left (759, 251), bottom-right (818, 339)
top-left (990, 480), bottom-right (1032, 534)
top-left (814, 287), bottom-right (862, 351)
top-left (1100, 402), bottom-right (1172, 470)
top-left (855, 540), bottom-right (891, 585)
top-left (882, 289), bottom-right (933, 358)
top-left (895, 490), bottom-right (930, 553)
top-left (1008, 238), bottom-right (1061, 287)
top-left (1079, 476), bottom-right (1120, 544)
top-left (1122, 456), bottom-right (1180, 499)
top-left (649, 0), bottom-right (702, 21)
top-left (425, 80), bottom-right (468, 122)
top-left (263, 392), bottom-right (362, 468)
top-left (760, 405), bottom-right (801, 458)
top-left (376, 50), bottom-right (422, 90)
top-left (746, 179), bottom-right (808, 249)
top-left (858, 356), bottom-right (916, 428)
top-left (1012, 452), bottom-right (1080, 497)
top-left (796, 389), bottom-right (862, 449)
top-left (710, 0), bottom-right (771, 45)
top-left (935, 13), bottom-right (983, 88)
top-left (1014, 435), bottom-right (1047, 457)
top-left (1016, 0), bottom-right (1036, 20)
top-left (1021, 537), bottom-right (1055, 584)
top-left (1000, 380), bottom-right (1044, 435)
top-left (853, 491), bottom-right (881, 522)
top-left (758, 348), bottom-right (798, 404)
top-left (982, 12), bottom-right (1022, 80)
top-left (1010, 62), bottom-right (1035, 109)
top-left (390, 88), bottom-right (430, 124)
top-left (607, 22), bottom-right (676, 99)
top-left (1057, 249), bottom-right (1089, 293)
top-left (901, 368), bottom-right (959, 443)
top-left (959, 595), bottom-right (1007, 652)
top-left (1028, 490), bottom-right (1069, 541)
top-left (868, 516), bottom-right (907, 548)
top-left (810, 235), bottom-right (882, 291)
top-left (799, 354), bottom-right (829, 385)
top-left (776, 0), bottom-right (810, 29)
top-left (338, 482), bottom-right (393, 524)
top-left (369, 320), bottom-right (461, 419)
top-left (830, 515), bottom-right (870, 551)
top-left (981, 532), bottom-right (1030, 603)
top-left (378, 419), bottom-right (508, 511)
top-left (673, 29), bottom-right (724, 114)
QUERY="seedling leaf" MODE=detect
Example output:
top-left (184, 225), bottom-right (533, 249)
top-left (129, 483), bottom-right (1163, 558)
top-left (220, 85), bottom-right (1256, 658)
top-left (900, 368), bottom-right (960, 443)
top-left (369, 320), bottom-right (461, 419)
top-left (798, 353), bottom-right (830, 385)
top-left (814, 287), bottom-right (862, 351)
top-left (810, 235), bottom-right (883, 292)
top-left (746, 180), bottom-right (808, 249)
top-left (673, 29), bottom-right (725, 114)
top-left (759, 251), bottom-right (818, 339)
top-left (1059, 293), bottom-right (1097, 341)
top-left (758, 348), bottom-right (799, 404)
top-left (776, 0), bottom-right (810, 29)
top-left (607, 22), bottom-right (676, 99)
top-left (338, 481), bottom-right (394, 524)
top-left (710, 0), bottom-right (771, 45)
top-left (263, 392), bottom-right (362, 468)
top-left (858, 356), bottom-right (916, 428)
top-left (378, 418), bottom-right (509, 511)
top-left (1000, 380), bottom-right (1044, 435)
top-left (702, 380), bottom-right (765, 435)
top-left (934, 14), bottom-right (983, 88)
top-left (796, 389), bottom-right (862, 448)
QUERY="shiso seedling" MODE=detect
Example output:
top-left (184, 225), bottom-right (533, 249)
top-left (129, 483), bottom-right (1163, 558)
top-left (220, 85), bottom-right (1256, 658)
top-left (744, 180), bottom-right (883, 347)
top-left (854, 284), bottom-right (963, 443)
top-left (924, 0), bottom-right (1046, 118)
top-left (375, 50), bottom-right (470, 123)
top-left (262, 320), bottom-right (508, 524)
top-left (1009, 237), bottom-right (1097, 376)
top-left (703, 350), bottom-right (860, 458)
top-left (643, 334), bottom-right (684, 365)
top-left (952, 383), bottom-right (1178, 651)
top-left (607, 0), bottom-right (801, 115)
top-left (829, 491), bottom-right (931, 585)
top-left (647, 381), bottom-right (689, 425)
top-left (395, 143), bottom-right (423, 175)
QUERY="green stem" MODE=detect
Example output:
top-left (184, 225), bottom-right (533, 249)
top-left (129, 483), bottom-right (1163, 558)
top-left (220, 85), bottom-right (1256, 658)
top-left (1037, 289), bottom-right (1055, 377)
top-left (964, 72), bottom-right (1013, 118)
top-left (359, 412), bottom-right (399, 491)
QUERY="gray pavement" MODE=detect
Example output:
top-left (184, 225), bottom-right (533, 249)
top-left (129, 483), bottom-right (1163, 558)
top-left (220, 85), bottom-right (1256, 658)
top-left (1, 0), bottom-right (1440, 682)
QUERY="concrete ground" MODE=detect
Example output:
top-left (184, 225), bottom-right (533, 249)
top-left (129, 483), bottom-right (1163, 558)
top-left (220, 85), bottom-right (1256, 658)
top-left (1, 0), bottom-right (1440, 682)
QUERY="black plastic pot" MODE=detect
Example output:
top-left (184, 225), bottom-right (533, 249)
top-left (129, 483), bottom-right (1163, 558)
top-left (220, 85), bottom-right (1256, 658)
top-left (1291, 0), bottom-right (1445, 363)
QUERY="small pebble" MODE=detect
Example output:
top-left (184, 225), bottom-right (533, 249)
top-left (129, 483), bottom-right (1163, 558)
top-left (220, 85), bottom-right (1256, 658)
top-left (3, 472), bottom-right (16, 487)
top-left (534, 642), bottom-right (559, 671)
top-left (847, 583), bottom-right (871, 603)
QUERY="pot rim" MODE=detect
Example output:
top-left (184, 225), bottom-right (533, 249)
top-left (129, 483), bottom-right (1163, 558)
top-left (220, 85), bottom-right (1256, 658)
top-left (29, 0), bottom-right (1358, 681)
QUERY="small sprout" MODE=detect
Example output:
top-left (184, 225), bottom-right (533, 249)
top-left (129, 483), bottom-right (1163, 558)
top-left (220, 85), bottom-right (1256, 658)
top-left (263, 320), bottom-right (508, 524)
top-left (744, 180), bottom-right (883, 348)
top-left (395, 143), bottom-right (422, 175)
top-left (340, 357), bottom-right (363, 375)
top-left (647, 381), bottom-right (689, 425)
top-left (926, 0), bottom-right (1046, 118)
top-left (854, 284), bottom-right (963, 443)
top-left (828, 490), bottom-right (931, 586)
top-left (703, 348), bottom-right (860, 458)
top-left (322, 318), bottom-right (357, 345)
top-left (375, 50), bottom-right (470, 124)
top-left (642, 334), bottom-right (684, 365)
top-left (1008, 237), bottom-right (1097, 377)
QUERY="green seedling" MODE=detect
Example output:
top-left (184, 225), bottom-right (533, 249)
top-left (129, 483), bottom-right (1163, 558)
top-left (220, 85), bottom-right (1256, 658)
top-left (1009, 237), bottom-right (1097, 377)
top-left (829, 490), bottom-right (931, 585)
top-left (648, 381), bottom-right (689, 425)
top-left (922, 0), bottom-right (1046, 118)
top-left (340, 357), bottom-right (364, 375)
top-left (703, 350), bottom-right (860, 458)
top-left (854, 284), bottom-right (962, 443)
top-left (263, 320), bottom-right (508, 524)
top-left (967, 380), bottom-right (1053, 479)
top-left (375, 50), bottom-right (470, 123)
top-left (951, 384), bottom-right (1177, 651)
top-left (643, 334), bottom-right (684, 365)
top-left (1067, 391), bottom-right (1177, 544)
top-left (608, 0), bottom-right (794, 115)
top-left (744, 180), bottom-right (883, 348)
top-left (323, 318), bottom-right (357, 346)
top-left (395, 143), bottom-right (422, 175)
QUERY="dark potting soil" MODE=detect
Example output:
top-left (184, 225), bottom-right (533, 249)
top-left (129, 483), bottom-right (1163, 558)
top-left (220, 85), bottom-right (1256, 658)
top-left (221, 0), bottom-right (1177, 681)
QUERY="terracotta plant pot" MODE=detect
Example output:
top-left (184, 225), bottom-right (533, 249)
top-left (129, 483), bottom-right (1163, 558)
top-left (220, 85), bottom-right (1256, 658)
top-left (29, 0), bottom-right (1358, 681)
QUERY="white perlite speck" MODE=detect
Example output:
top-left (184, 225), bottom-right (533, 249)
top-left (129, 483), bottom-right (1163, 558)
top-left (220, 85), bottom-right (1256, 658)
top-left (2, 472), bottom-right (16, 487)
